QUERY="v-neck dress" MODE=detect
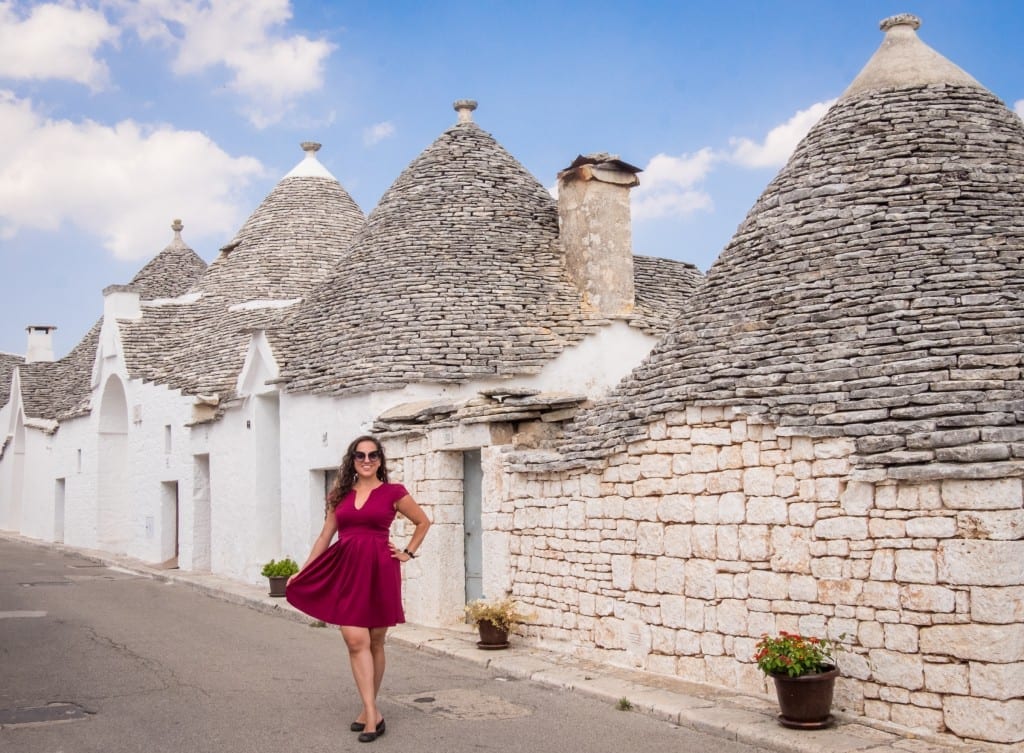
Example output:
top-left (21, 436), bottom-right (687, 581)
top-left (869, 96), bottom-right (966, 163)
top-left (286, 483), bottom-right (408, 627)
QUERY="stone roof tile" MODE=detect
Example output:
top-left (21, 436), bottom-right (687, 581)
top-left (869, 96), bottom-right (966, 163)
top-left (630, 256), bottom-right (702, 334)
top-left (0, 352), bottom-right (25, 407)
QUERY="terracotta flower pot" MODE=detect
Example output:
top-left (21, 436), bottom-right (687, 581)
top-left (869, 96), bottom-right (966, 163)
top-left (476, 620), bottom-right (510, 650)
top-left (267, 576), bottom-right (288, 597)
top-left (771, 665), bottom-right (838, 729)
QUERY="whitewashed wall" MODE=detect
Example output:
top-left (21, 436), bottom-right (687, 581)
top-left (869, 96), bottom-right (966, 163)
top-left (205, 399), bottom-right (286, 584)
top-left (0, 402), bottom-right (22, 531)
top-left (120, 378), bottom-right (201, 565)
top-left (497, 321), bottom-right (657, 396)
top-left (52, 415), bottom-right (97, 549)
top-left (14, 424), bottom-right (55, 540)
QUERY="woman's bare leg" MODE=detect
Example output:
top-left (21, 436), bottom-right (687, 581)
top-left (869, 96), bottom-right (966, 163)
top-left (369, 627), bottom-right (388, 699)
top-left (341, 626), bottom-right (383, 727)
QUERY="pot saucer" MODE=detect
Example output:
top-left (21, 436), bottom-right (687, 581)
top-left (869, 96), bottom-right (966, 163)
top-left (476, 641), bottom-right (510, 650)
top-left (777, 714), bottom-right (834, 730)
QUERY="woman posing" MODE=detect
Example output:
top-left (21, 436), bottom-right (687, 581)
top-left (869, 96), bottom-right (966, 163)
top-left (287, 435), bottom-right (431, 743)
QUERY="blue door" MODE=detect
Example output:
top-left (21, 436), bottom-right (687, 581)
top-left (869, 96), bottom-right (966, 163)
top-left (463, 450), bottom-right (483, 603)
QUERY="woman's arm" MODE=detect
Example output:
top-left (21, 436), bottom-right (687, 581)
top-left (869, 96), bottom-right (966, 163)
top-left (289, 512), bottom-right (339, 584)
top-left (392, 494), bottom-right (431, 562)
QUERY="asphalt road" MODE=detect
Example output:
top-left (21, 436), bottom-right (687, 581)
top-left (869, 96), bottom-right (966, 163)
top-left (0, 538), bottom-right (770, 753)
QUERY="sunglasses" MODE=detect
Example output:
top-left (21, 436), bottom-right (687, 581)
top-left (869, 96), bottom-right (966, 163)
top-left (353, 451), bottom-right (381, 462)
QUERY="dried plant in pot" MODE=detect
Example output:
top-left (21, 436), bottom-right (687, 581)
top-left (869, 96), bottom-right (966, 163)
top-left (754, 631), bottom-right (841, 729)
top-left (463, 598), bottom-right (533, 650)
top-left (260, 557), bottom-right (299, 597)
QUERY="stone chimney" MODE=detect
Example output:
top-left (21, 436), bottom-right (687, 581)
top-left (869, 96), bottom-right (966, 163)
top-left (25, 325), bottom-right (56, 363)
top-left (102, 284), bottom-right (142, 321)
top-left (557, 153), bottom-right (641, 316)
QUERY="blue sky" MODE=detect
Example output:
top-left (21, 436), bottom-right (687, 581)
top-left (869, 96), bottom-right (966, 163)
top-left (1, 0), bottom-right (1021, 358)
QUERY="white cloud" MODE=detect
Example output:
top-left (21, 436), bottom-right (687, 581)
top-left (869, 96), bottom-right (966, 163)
top-left (118, 0), bottom-right (335, 127)
top-left (0, 90), bottom-right (264, 260)
top-left (592, 100), bottom-right (838, 224)
top-left (1015, 99), bottom-right (1024, 119)
top-left (729, 99), bottom-right (835, 168)
top-left (631, 149), bottom-right (716, 221)
top-left (363, 121), bottom-right (395, 146)
top-left (0, 1), bottom-right (119, 90)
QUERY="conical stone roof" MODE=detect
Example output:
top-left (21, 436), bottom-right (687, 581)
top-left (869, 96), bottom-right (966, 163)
top-left (120, 146), bottom-right (365, 398)
top-left (20, 222), bottom-right (209, 421)
top-left (561, 15), bottom-right (1024, 478)
top-left (277, 102), bottom-right (607, 395)
top-left (190, 142), bottom-right (364, 304)
top-left (130, 219), bottom-right (208, 298)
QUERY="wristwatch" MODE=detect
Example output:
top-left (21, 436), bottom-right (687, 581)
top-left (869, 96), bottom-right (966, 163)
top-left (403, 548), bottom-right (416, 558)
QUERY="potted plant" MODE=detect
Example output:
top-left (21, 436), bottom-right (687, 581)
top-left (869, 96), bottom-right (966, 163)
top-left (261, 557), bottom-right (299, 597)
top-left (464, 597), bottom-right (532, 650)
top-left (754, 631), bottom-right (839, 729)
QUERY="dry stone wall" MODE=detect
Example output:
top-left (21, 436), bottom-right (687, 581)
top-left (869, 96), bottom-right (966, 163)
top-left (385, 434), bottom-right (478, 627)
top-left (494, 408), bottom-right (1023, 743)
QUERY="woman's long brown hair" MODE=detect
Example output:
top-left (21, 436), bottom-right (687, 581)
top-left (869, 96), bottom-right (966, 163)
top-left (326, 435), bottom-right (389, 514)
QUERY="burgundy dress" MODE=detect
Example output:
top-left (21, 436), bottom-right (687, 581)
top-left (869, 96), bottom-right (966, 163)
top-left (286, 483), bottom-right (408, 627)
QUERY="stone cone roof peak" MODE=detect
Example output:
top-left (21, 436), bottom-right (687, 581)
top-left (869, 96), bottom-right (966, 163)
top-left (129, 219), bottom-right (207, 300)
top-left (841, 14), bottom-right (982, 100)
top-left (190, 140), bottom-right (364, 303)
top-left (454, 99), bottom-right (477, 123)
top-left (284, 140), bottom-right (335, 179)
top-left (170, 218), bottom-right (185, 246)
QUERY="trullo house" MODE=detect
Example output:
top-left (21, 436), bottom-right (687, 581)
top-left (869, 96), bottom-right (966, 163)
top-left (2, 13), bottom-right (1021, 745)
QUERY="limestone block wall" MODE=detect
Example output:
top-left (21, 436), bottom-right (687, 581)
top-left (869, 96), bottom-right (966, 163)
top-left (385, 434), bottom-right (470, 627)
top-left (498, 406), bottom-right (1024, 744)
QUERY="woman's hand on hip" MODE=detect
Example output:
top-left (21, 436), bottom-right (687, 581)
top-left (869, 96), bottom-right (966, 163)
top-left (389, 541), bottom-right (413, 562)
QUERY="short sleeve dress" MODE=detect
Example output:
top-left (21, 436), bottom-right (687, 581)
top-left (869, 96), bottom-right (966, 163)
top-left (286, 482), bottom-right (408, 627)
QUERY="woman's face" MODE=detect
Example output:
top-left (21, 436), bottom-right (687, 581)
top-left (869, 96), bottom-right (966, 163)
top-left (353, 440), bottom-right (382, 481)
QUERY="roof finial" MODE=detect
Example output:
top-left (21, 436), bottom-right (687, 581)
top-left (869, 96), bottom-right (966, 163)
top-left (880, 13), bottom-right (921, 32)
top-left (285, 141), bottom-right (335, 179)
top-left (171, 219), bottom-right (183, 241)
top-left (454, 99), bottom-right (477, 123)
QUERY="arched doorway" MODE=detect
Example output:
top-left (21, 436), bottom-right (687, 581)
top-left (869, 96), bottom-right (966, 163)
top-left (97, 376), bottom-right (131, 553)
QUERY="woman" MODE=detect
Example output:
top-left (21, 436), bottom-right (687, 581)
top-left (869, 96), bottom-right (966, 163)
top-left (286, 435), bottom-right (431, 743)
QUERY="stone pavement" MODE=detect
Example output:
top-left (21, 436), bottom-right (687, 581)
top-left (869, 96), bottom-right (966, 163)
top-left (7, 534), bottom-right (1014, 753)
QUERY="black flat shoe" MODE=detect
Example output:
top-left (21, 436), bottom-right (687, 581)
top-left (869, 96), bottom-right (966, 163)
top-left (358, 719), bottom-right (385, 743)
top-left (350, 721), bottom-right (365, 732)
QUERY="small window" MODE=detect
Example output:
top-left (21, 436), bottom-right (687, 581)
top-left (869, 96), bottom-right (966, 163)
top-left (164, 425), bottom-right (172, 454)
